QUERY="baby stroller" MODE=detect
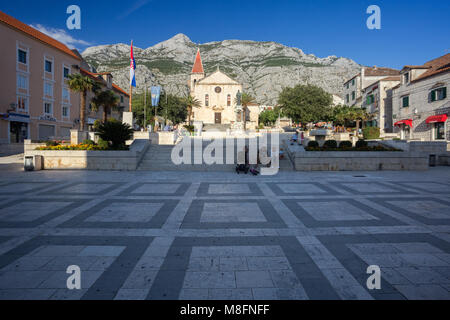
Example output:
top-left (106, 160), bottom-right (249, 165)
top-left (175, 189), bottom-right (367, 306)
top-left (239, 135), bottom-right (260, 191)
top-left (236, 151), bottom-right (249, 174)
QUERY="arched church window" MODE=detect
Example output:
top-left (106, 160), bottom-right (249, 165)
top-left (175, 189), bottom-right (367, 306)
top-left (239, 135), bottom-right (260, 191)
top-left (205, 94), bottom-right (209, 107)
top-left (227, 94), bottom-right (231, 107)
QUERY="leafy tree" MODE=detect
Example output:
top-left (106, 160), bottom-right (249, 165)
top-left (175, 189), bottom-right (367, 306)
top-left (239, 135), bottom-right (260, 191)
top-left (91, 90), bottom-right (119, 123)
top-left (182, 95), bottom-right (201, 125)
top-left (96, 119), bottom-right (134, 150)
top-left (331, 105), bottom-right (369, 129)
top-left (259, 109), bottom-right (278, 126)
top-left (160, 93), bottom-right (187, 125)
top-left (68, 74), bottom-right (96, 131)
top-left (277, 84), bottom-right (333, 124)
top-left (132, 92), bottom-right (163, 128)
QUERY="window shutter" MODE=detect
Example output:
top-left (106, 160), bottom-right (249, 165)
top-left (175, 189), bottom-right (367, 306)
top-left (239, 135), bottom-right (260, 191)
top-left (442, 87), bottom-right (447, 99)
top-left (431, 90), bottom-right (436, 102)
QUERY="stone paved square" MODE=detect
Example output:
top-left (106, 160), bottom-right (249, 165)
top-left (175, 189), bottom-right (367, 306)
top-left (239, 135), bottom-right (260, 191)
top-left (200, 202), bottom-right (267, 222)
top-left (0, 168), bottom-right (449, 300)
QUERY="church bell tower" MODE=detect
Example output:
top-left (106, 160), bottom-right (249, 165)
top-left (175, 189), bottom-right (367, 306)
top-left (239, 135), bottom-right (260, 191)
top-left (189, 49), bottom-right (205, 92)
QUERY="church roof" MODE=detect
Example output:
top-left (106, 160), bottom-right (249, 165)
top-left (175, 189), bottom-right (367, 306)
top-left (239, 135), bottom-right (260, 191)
top-left (197, 70), bottom-right (240, 85)
top-left (191, 49), bottom-right (204, 74)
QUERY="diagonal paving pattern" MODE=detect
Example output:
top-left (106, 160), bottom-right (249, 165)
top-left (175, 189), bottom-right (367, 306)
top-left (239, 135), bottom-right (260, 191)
top-left (0, 167), bottom-right (449, 300)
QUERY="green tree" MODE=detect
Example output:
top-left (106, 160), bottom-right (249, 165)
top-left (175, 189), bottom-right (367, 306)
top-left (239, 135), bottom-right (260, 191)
top-left (160, 93), bottom-right (187, 125)
top-left (259, 109), bottom-right (278, 126)
top-left (67, 74), bottom-right (96, 131)
top-left (277, 84), bottom-right (333, 124)
top-left (91, 90), bottom-right (119, 123)
top-left (182, 95), bottom-right (201, 125)
top-left (132, 92), bottom-right (162, 128)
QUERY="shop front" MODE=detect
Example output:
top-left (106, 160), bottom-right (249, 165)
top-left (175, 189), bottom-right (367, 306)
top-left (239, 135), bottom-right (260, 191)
top-left (426, 114), bottom-right (448, 141)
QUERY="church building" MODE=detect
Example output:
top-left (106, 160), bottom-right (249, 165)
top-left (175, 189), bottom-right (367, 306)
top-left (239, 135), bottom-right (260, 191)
top-left (188, 49), bottom-right (259, 129)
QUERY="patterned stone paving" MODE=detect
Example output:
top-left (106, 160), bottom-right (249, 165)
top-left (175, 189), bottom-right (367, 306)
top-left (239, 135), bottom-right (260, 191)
top-left (0, 168), bottom-right (449, 300)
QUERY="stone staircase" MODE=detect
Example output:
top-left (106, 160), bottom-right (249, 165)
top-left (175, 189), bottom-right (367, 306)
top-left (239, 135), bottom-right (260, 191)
top-left (137, 144), bottom-right (236, 171)
top-left (137, 138), bottom-right (295, 172)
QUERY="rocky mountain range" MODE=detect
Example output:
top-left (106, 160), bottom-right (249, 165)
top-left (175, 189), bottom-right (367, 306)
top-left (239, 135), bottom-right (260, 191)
top-left (82, 33), bottom-right (361, 105)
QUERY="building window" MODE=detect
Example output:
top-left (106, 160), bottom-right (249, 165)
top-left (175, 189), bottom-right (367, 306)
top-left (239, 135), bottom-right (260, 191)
top-left (44, 82), bottom-right (53, 97)
top-left (402, 96), bottom-right (409, 108)
top-left (121, 96), bottom-right (124, 103)
top-left (346, 83), bottom-right (349, 89)
top-left (404, 72), bottom-right (409, 84)
top-left (63, 67), bottom-right (70, 79)
top-left (351, 91), bottom-right (355, 100)
top-left (18, 49), bottom-right (27, 64)
top-left (45, 60), bottom-right (53, 73)
top-left (17, 74), bottom-right (28, 89)
top-left (205, 94), bottom-right (209, 107)
top-left (62, 87), bottom-right (70, 102)
top-left (62, 105), bottom-right (69, 118)
top-left (352, 79), bottom-right (355, 86)
top-left (430, 87), bottom-right (447, 102)
top-left (44, 102), bottom-right (53, 115)
top-left (366, 94), bottom-right (375, 105)
top-left (227, 94), bottom-right (231, 107)
top-left (346, 94), bottom-right (349, 103)
top-left (17, 96), bottom-right (28, 112)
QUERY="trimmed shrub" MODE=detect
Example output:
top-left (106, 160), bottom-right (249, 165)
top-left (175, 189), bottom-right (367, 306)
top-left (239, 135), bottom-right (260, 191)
top-left (363, 127), bottom-right (380, 140)
top-left (323, 140), bottom-right (338, 149)
top-left (339, 141), bottom-right (353, 148)
top-left (46, 140), bottom-right (59, 147)
top-left (307, 141), bottom-right (319, 148)
top-left (97, 138), bottom-right (109, 150)
top-left (356, 140), bottom-right (368, 148)
top-left (96, 119), bottom-right (133, 150)
top-left (82, 139), bottom-right (95, 146)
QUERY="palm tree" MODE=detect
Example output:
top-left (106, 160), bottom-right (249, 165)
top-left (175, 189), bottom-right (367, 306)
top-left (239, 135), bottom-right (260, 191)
top-left (68, 74), bottom-right (96, 131)
top-left (183, 95), bottom-right (201, 125)
top-left (91, 90), bottom-right (120, 123)
top-left (239, 93), bottom-right (256, 130)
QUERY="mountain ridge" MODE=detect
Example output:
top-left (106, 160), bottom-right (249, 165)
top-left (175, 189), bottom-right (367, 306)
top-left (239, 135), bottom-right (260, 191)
top-left (82, 33), bottom-right (361, 105)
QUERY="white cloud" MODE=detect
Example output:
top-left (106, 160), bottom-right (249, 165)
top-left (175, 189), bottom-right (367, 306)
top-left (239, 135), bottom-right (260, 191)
top-left (30, 24), bottom-right (92, 49)
top-left (118, 0), bottom-right (152, 20)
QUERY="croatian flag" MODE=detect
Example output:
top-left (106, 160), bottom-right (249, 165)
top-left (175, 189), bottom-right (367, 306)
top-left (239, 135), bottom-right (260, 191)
top-left (130, 41), bottom-right (136, 87)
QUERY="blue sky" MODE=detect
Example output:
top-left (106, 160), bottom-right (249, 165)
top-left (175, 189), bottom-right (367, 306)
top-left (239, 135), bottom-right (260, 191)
top-left (1, 0), bottom-right (449, 68)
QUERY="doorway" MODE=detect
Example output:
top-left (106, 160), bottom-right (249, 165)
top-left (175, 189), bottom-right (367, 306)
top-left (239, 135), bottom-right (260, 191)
top-left (9, 122), bottom-right (28, 143)
top-left (215, 113), bottom-right (222, 124)
top-left (434, 122), bottom-right (445, 140)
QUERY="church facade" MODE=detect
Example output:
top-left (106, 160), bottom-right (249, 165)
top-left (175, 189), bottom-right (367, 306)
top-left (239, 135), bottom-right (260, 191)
top-left (188, 50), bottom-right (259, 129)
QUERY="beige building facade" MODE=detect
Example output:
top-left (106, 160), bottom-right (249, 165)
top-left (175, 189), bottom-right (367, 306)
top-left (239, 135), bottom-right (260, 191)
top-left (362, 77), bottom-right (400, 134)
top-left (188, 50), bottom-right (259, 129)
top-left (0, 10), bottom-right (81, 143)
top-left (392, 54), bottom-right (449, 141)
top-left (343, 67), bottom-right (400, 107)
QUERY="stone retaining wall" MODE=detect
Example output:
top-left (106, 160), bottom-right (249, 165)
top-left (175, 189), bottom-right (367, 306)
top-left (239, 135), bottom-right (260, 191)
top-left (283, 141), bottom-right (428, 171)
top-left (24, 139), bottom-right (150, 171)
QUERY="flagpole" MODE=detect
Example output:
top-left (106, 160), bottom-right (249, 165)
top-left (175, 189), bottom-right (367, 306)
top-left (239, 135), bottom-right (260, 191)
top-left (129, 40), bottom-right (133, 113)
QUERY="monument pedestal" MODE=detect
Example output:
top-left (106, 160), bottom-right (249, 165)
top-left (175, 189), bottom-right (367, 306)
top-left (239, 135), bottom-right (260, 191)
top-left (123, 112), bottom-right (134, 128)
top-left (70, 130), bottom-right (88, 145)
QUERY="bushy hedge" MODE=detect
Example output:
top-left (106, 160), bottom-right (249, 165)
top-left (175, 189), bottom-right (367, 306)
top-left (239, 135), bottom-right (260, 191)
top-left (363, 127), bottom-right (380, 140)
top-left (96, 119), bottom-right (133, 150)
top-left (323, 140), bottom-right (338, 148)
top-left (339, 141), bottom-right (353, 148)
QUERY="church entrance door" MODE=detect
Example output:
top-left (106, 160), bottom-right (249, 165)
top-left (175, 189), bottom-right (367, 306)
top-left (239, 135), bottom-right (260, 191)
top-left (215, 113), bottom-right (222, 124)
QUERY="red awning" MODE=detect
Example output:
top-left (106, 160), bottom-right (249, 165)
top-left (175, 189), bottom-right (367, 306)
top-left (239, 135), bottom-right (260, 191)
top-left (426, 114), bottom-right (448, 124)
top-left (394, 119), bottom-right (413, 127)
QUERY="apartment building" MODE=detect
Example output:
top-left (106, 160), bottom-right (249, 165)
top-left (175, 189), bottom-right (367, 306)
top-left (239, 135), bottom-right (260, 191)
top-left (0, 10), bottom-right (81, 143)
top-left (392, 54), bottom-right (449, 141)
top-left (362, 76), bottom-right (401, 134)
top-left (343, 67), bottom-right (400, 107)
